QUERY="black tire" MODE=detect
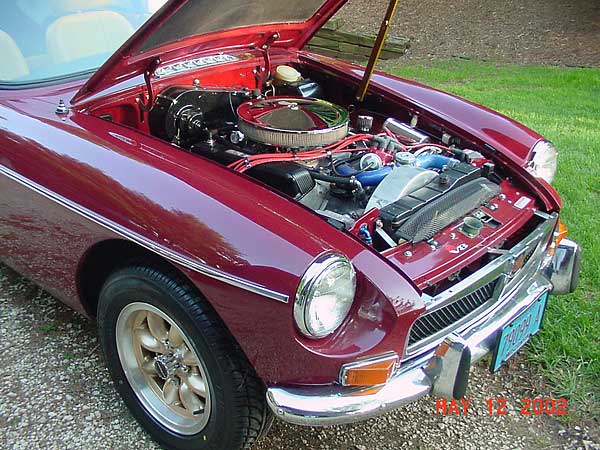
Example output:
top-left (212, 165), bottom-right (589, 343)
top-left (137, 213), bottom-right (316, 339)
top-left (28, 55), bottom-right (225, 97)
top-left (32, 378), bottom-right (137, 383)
top-left (97, 265), bottom-right (271, 450)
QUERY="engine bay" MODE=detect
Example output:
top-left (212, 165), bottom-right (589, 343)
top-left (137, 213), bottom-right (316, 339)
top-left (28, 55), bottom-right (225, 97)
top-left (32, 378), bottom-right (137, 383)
top-left (86, 53), bottom-right (543, 292)
top-left (145, 63), bottom-right (531, 256)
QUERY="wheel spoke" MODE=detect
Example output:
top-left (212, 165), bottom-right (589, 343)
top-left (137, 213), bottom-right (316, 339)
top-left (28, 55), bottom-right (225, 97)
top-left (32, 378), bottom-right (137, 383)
top-left (185, 372), bottom-right (207, 398)
top-left (133, 310), bottom-right (147, 328)
top-left (142, 357), bottom-right (157, 375)
top-left (147, 312), bottom-right (169, 341)
top-left (179, 381), bottom-right (205, 415)
top-left (134, 327), bottom-right (165, 353)
top-left (162, 378), bottom-right (179, 405)
top-left (168, 326), bottom-right (184, 348)
top-left (182, 350), bottom-right (199, 366)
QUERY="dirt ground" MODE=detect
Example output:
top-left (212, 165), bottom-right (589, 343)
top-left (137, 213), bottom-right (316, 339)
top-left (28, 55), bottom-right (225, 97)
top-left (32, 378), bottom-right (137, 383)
top-left (335, 0), bottom-right (600, 67)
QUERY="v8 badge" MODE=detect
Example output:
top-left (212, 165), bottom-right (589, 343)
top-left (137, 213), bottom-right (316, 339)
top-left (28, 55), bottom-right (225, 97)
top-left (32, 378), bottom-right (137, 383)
top-left (449, 243), bottom-right (469, 254)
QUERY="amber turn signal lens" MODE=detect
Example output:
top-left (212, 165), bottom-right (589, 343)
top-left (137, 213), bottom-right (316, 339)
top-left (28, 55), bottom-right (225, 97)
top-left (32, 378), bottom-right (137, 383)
top-left (555, 221), bottom-right (568, 247)
top-left (548, 221), bottom-right (568, 257)
top-left (341, 356), bottom-right (398, 387)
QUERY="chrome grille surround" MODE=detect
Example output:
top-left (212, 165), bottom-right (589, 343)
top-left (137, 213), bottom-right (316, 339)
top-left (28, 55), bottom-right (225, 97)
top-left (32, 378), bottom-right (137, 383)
top-left (403, 211), bottom-right (558, 361)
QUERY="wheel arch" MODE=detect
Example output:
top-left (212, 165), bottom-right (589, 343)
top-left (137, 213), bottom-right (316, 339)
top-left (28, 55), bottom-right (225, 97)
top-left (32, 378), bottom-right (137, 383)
top-left (77, 238), bottom-right (198, 319)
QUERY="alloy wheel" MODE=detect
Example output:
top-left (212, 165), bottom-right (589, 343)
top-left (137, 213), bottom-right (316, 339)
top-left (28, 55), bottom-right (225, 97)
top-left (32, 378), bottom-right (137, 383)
top-left (115, 302), bottom-right (211, 435)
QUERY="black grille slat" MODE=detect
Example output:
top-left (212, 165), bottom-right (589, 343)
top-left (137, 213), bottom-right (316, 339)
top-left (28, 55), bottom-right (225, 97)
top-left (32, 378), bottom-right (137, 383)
top-left (448, 303), bottom-right (463, 320)
top-left (426, 312), bottom-right (445, 331)
top-left (463, 294), bottom-right (478, 309)
top-left (483, 284), bottom-right (494, 296)
top-left (473, 289), bottom-right (486, 305)
top-left (438, 307), bottom-right (454, 324)
top-left (409, 278), bottom-right (500, 345)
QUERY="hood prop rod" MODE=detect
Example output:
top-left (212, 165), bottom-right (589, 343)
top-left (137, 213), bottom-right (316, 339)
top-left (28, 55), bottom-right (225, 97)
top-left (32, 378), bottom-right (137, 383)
top-left (356, 0), bottom-right (400, 103)
top-left (137, 58), bottom-right (161, 115)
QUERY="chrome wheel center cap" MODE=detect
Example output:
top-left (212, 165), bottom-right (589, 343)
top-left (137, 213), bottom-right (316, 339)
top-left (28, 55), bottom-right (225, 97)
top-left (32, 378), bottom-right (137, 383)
top-left (154, 352), bottom-right (180, 380)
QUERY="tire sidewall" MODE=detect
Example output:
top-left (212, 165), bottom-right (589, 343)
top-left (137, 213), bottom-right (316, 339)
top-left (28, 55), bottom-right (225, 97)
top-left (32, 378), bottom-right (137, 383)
top-left (98, 269), bottom-right (244, 450)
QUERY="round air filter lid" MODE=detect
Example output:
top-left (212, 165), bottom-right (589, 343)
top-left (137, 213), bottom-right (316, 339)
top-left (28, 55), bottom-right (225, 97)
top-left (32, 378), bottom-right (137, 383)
top-left (237, 97), bottom-right (349, 148)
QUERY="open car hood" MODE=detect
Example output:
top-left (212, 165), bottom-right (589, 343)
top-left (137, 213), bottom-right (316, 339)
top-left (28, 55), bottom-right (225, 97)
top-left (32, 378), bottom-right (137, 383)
top-left (72, 0), bottom-right (348, 104)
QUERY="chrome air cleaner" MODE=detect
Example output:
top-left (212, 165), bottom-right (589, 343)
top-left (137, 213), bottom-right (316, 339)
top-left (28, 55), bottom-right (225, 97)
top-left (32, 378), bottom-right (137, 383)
top-left (237, 97), bottom-right (349, 149)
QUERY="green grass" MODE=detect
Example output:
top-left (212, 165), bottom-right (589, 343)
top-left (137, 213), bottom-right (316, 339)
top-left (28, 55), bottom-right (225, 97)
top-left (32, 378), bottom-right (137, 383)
top-left (384, 59), bottom-right (600, 419)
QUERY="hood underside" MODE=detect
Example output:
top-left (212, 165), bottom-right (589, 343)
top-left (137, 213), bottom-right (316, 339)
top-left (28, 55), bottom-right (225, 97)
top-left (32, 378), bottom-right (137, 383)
top-left (72, 0), bottom-right (348, 104)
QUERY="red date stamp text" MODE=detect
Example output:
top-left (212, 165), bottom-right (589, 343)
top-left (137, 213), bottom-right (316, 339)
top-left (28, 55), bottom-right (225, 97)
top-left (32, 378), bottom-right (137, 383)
top-left (435, 397), bottom-right (568, 416)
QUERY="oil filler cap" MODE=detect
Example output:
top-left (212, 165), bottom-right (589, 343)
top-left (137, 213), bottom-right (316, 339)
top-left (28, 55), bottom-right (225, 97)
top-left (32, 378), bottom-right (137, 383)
top-left (462, 216), bottom-right (483, 238)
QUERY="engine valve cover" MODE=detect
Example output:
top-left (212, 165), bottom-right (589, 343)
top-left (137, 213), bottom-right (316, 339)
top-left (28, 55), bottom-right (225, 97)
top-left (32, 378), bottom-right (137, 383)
top-left (237, 97), bottom-right (349, 148)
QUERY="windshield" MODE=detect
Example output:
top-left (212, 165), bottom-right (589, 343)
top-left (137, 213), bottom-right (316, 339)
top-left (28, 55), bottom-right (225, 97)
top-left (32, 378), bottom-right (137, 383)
top-left (0, 0), bottom-right (167, 83)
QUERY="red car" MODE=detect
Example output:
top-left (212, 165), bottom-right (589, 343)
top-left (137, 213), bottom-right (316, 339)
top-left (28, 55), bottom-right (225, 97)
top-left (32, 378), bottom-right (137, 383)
top-left (0, 1), bottom-right (580, 449)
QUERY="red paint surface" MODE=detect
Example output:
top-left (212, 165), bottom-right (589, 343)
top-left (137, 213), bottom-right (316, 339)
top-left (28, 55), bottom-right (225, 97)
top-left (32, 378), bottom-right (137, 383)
top-left (0, 42), bottom-right (562, 385)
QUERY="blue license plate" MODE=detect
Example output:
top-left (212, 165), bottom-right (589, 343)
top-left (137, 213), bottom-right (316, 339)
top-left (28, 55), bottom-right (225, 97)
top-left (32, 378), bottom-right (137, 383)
top-left (491, 292), bottom-right (548, 372)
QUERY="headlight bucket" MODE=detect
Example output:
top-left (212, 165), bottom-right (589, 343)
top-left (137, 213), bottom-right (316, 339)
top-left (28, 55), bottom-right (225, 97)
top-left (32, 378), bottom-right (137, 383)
top-left (528, 140), bottom-right (558, 183)
top-left (294, 254), bottom-right (356, 339)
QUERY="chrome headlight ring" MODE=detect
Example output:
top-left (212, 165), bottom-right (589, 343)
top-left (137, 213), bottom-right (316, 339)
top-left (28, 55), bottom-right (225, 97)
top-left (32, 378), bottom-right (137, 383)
top-left (528, 140), bottom-right (558, 183)
top-left (294, 254), bottom-right (356, 339)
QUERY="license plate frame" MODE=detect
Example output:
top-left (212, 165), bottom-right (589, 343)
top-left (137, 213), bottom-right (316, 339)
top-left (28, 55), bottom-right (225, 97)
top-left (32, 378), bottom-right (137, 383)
top-left (491, 292), bottom-right (549, 372)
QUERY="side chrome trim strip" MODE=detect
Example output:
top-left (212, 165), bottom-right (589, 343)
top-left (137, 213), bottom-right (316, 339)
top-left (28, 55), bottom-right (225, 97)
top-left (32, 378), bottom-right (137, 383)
top-left (0, 165), bottom-right (290, 304)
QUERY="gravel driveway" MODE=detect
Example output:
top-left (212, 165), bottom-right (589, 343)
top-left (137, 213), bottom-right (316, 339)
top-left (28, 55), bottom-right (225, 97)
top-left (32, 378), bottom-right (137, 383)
top-left (1, 264), bottom-right (598, 450)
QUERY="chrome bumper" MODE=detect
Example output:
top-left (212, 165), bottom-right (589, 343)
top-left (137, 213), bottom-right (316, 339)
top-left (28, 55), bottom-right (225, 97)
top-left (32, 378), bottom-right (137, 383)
top-left (266, 216), bottom-right (581, 427)
top-left (548, 238), bottom-right (581, 295)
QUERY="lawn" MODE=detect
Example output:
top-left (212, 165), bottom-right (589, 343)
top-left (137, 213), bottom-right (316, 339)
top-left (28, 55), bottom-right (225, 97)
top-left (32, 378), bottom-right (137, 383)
top-left (383, 59), bottom-right (600, 419)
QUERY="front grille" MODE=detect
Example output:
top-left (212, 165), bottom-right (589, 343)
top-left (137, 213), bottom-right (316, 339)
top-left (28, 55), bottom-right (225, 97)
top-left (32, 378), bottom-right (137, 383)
top-left (408, 278), bottom-right (500, 345)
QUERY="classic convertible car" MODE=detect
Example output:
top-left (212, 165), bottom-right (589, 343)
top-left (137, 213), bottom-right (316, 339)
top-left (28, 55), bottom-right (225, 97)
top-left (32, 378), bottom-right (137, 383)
top-left (0, 0), bottom-right (581, 449)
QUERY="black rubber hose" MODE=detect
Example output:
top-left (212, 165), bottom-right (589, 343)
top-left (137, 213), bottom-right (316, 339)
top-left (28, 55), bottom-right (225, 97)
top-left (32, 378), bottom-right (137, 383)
top-left (308, 170), bottom-right (358, 186)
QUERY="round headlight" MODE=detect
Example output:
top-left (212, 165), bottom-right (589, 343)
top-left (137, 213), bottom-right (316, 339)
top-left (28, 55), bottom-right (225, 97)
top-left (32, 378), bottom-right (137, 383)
top-left (528, 140), bottom-right (558, 183)
top-left (294, 254), bottom-right (356, 338)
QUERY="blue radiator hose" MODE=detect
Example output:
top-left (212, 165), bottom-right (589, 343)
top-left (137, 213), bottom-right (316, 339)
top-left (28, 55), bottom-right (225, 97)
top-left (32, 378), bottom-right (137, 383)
top-left (335, 165), bottom-right (393, 186)
top-left (415, 154), bottom-right (459, 170)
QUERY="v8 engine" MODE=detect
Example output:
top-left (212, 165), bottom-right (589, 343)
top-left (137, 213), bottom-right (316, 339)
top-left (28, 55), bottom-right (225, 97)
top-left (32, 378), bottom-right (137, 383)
top-left (149, 66), bottom-right (505, 252)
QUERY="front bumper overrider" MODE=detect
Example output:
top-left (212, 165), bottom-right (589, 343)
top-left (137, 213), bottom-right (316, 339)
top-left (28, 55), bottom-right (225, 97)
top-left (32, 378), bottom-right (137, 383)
top-left (266, 214), bottom-right (581, 426)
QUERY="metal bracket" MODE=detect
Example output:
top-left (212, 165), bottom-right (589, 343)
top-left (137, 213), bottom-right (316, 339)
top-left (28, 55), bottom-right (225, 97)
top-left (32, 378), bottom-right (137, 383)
top-left (254, 32), bottom-right (279, 87)
top-left (137, 58), bottom-right (161, 114)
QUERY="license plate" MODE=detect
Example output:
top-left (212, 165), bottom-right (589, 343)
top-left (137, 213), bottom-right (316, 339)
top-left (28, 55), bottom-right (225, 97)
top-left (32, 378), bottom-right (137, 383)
top-left (491, 292), bottom-right (548, 372)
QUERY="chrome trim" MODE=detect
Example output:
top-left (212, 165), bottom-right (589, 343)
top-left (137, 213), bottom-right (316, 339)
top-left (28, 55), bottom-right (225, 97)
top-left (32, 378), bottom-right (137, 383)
top-left (294, 253), bottom-right (356, 338)
top-left (338, 352), bottom-right (398, 386)
top-left (405, 212), bottom-right (557, 358)
top-left (0, 165), bottom-right (289, 303)
top-left (153, 54), bottom-right (239, 79)
top-left (423, 333), bottom-right (470, 399)
top-left (549, 238), bottom-right (581, 295)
